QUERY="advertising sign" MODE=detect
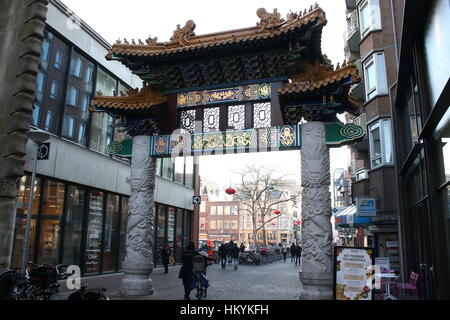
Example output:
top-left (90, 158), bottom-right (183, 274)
top-left (334, 246), bottom-right (375, 300)
top-left (356, 198), bottom-right (377, 216)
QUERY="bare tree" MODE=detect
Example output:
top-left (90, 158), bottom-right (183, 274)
top-left (234, 165), bottom-right (298, 248)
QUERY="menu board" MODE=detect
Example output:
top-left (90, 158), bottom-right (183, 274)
top-left (85, 191), bottom-right (104, 274)
top-left (334, 246), bottom-right (375, 300)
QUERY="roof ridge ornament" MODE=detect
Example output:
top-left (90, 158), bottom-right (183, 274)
top-left (170, 20), bottom-right (196, 45)
top-left (256, 8), bottom-right (285, 32)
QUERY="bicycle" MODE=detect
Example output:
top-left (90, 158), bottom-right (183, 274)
top-left (192, 254), bottom-right (209, 300)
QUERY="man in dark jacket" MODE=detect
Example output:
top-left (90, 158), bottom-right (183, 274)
top-left (239, 242), bottom-right (245, 253)
top-left (295, 244), bottom-right (302, 266)
top-left (160, 243), bottom-right (171, 273)
top-left (218, 242), bottom-right (228, 269)
top-left (178, 242), bottom-right (197, 300)
top-left (290, 243), bottom-right (296, 262)
top-left (231, 242), bottom-right (240, 270)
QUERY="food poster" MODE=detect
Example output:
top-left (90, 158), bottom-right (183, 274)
top-left (334, 246), bottom-right (374, 300)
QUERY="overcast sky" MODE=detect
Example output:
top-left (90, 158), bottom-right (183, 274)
top-left (60, 0), bottom-right (351, 190)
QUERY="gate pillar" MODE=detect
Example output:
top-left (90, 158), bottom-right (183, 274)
top-left (299, 121), bottom-right (334, 300)
top-left (120, 135), bottom-right (156, 296)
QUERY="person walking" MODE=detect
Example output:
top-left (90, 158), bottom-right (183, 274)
top-left (218, 242), bottom-right (228, 269)
top-left (281, 245), bottom-right (288, 262)
top-left (290, 242), bottom-right (296, 262)
top-left (160, 243), bottom-right (171, 274)
top-left (231, 242), bottom-right (240, 270)
top-left (178, 242), bottom-right (198, 300)
top-left (227, 240), bottom-right (234, 264)
top-left (240, 242), bottom-right (246, 253)
top-left (295, 244), bottom-right (302, 266)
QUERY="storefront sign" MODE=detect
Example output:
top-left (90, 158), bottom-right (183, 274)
top-left (334, 246), bottom-right (375, 300)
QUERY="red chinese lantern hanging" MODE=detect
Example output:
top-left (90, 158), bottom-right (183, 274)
top-left (225, 187), bottom-right (236, 195)
top-left (296, 220), bottom-right (302, 224)
top-left (271, 222), bottom-right (276, 225)
top-left (258, 220), bottom-right (262, 223)
top-left (274, 209), bottom-right (281, 215)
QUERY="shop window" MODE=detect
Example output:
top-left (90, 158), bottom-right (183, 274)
top-left (11, 175), bottom-right (41, 268)
top-left (37, 180), bottom-right (65, 265)
top-left (369, 119), bottom-right (393, 168)
top-left (423, 0), bottom-right (450, 108)
top-left (119, 197), bottom-right (129, 271)
top-left (85, 191), bottom-right (104, 275)
top-left (364, 53), bottom-right (388, 101)
top-left (62, 185), bottom-right (85, 266)
top-left (156, 158), bottom-right (162, 176)
top-left (358, 0), bottom-right (382, 38)
top-left (175, 209), bottom-right (183, 263)
top-left (103, 194), bottom-right (120, 273)
top-left (174, 157), bottom-right (185, 184)
top-left (156, 205), bottom-right (166, 267)
top-left (162, 158), bottom-right (174, 180)
top-left (184, 156), bottom-right (194, 188)
top-left (167, 207), bottom-right (176, 245)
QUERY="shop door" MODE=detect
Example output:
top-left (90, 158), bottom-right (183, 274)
top-left (409, 200), bottom-right (436, 299)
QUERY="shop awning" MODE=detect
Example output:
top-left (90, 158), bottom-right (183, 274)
top-left (335, 204), bottom-right (372, 227)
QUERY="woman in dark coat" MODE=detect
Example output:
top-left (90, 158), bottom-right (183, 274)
top-left (178, 242), bottom-right (197, 300)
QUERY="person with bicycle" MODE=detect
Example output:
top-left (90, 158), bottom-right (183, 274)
top-left (178, 242), bottom-right (198, 300)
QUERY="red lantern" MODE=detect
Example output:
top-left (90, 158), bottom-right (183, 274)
top-left (271, 222), bottom-right (276, 225)
top-left (258, 220), bottom-right (262, 223)
top-left (225, 187), bottom-right (236, 195)
top-left (296, 220), bottom-right (302, 224)
top-left (274, 209), bottom-right (281, 215)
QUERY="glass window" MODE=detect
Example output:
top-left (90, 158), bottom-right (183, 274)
top-left (167, 207), bottom-right (176, 245)
top-left (200, 201), bottom-right (206, 213)
top-left (364, 53), bottom-right (388, 101)
top-left (217, 220), bottom-right (223, 229)
top-left (162, 158), bottom-right (174, 180)
top-left (103, 194), bottom-right (120, 272)
top-left (78, 123), bottom-right (86, 146)
top-left (210, 220), bottom-right (216, 230)
top-left (66, 86), bottom-right (79, 107)
top-left (184, 156), bottom-right (194, 188)
top-left (358, 0), bottom-right (381, 37)
top-left (217, 206), bottom-right (223, 215)
top-left (156, 205), bottom-right (166, 266)
top-left (62, 185), bottom-right (85, 266)
top-left (85, 66), bottom-right (94, 85)
top-left (210, 206), bottom-right (216, 215)
top-left (423, 0), bottom-right (450, 108)
top-left (369, 119), bottom-right (393, 168)
top-left (70, 57), bottom-right (84, 78)
top-left (54, 49), bottom-right (62, 70)
top-left (90, 113), bottom-right (114, 154)
top-left (36, 72), bottom-right (45, 93)
top-left (174, 157), bottom-right (185, 184)
top-left (10, 176), bottom-right (41, 268)
top-left (41, 39), bottom-right (51, 62)
top-left (32, 104), bottom-right (40, 126)
top-left (44, 111), bottom-right (53, 132)
top-left (224, 206), bottom-right (230, 215)
top-left (49, 80), bottom-right (58, 100)
top-left (85, 191), bottom-right (104, 275)
top-left (359, 1), bottom-right (371, 34)
top-left (156, 158), bottom-right (162, 176)
top-left (63, 116), bottom-right (75, 138)
top-left (37, 180), bottom-right (65, 265)
top-left (96, 68), bottom-right (117, 96)
top-left (119, 197), bottom-right (129, 270)
top-left (175, 208), bottom-right (183, 263)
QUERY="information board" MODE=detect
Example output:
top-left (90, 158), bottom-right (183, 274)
top-left (334, 246), bottom-right (375, 300)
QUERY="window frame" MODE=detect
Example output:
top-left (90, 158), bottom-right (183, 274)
top-left (369, 118), bottom-right (394, 169)
top-left (363, 52), bottom-right (388, 102)
top-left (358, 0), bottom-right (382, 38)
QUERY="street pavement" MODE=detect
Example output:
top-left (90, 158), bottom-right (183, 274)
top-left (75, 258), bottom-right (303, 300)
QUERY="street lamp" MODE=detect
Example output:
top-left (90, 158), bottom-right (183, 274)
top-left (21, 129), bottom-right (50, 274)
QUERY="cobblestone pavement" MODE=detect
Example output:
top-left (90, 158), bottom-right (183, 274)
top-left (77, 259), bottom-right (303, 300)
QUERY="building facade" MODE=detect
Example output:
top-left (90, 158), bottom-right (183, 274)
top-left (391, 0), bottom-right (450, 299)
top-left (338, 0), bottom-right (405, 273)
top-left (10, 0), bottom-right (197, 276)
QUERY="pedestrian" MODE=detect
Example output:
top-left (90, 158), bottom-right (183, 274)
top-left (160, 242), bottom-right (171, 274)
top-left (240, 242), bottom-right (246, 253)
top-left (178, 242), bottom-right (198, 300)
top-left (290, 242), bottom-right (296, 262)
top-left (281, 245), bottom-right (288, 262)
top-left (227, 240), bottom-right (234, 264)
top-left (231, 242), bottom-right (240, 270)
top-left (295, 244), bottom-right (302, 266)
top-left (218, 242), bottom-right (228, 269)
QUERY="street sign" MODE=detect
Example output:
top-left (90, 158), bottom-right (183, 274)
top-left (37, 143), bottom-right (50, 160)
top-left (192, 196), bottom-right (201, 205)
top-left (356, 197), bottom-right (376, 217)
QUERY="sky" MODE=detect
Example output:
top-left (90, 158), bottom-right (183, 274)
top-left (60, 0), bottom-right (351, 190)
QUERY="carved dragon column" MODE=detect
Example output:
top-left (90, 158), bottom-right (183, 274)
top-left (299, 121), bottom-right (333, 300)
top-left (119, 135), bottom-right (156, 296)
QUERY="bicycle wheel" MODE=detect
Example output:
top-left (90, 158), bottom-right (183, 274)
top-left (196, 280), bottom-right (203, 300)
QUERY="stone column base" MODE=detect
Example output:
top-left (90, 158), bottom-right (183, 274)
top-left (119, 262), bottom-right (154, 297)
top-left (298, 271), bottom-right (333, 300)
